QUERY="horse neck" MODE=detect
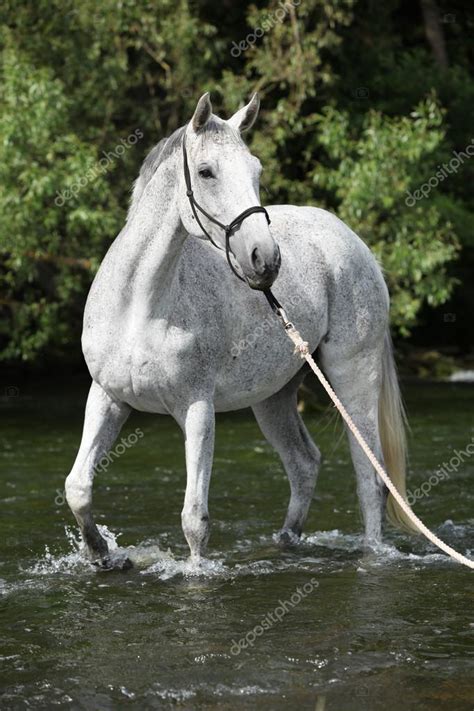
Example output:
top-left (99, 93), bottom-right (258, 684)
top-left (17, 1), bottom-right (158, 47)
top-left (116, 155), bottom-right (186, 315)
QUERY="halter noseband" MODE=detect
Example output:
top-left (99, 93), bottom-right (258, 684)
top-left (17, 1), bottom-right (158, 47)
top-left (182, 132), bottom-right (271, 281)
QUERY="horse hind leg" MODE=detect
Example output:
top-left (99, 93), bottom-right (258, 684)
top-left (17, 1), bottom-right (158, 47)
top-left (65, 381), bottom-right (131, 569)
top-left (320, 345), bottom-right (387, 546)
top-left (252, 375), bottom-right (321, 544)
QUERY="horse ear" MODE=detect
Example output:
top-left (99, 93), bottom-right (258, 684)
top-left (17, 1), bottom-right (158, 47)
top-left (191, 92), bottom-right (212, 132)
top-left (228, 93), bottom-right (260, 133)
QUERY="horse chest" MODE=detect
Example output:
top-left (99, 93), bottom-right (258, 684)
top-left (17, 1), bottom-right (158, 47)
top-left (128, 327), bottom-right (207, 409)
top-left (85, 320), bottom-right (202, 412)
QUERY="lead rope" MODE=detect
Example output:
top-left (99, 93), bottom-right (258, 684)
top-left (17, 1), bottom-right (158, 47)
top-left (265, 290), bottom-right (474, 570)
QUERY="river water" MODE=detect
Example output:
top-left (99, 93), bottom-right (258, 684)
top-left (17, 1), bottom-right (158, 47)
top-left (1, 377), bottom-right (473, 709)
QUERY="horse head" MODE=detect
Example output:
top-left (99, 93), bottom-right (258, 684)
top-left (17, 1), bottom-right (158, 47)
top-left (177, 93), bottom-right (281, 290)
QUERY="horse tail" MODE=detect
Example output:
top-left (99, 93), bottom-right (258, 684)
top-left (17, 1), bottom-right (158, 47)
top-left (379, 331), bottom-right (420, 534)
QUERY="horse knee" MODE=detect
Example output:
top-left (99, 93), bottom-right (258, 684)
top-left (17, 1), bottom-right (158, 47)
top-left (65, 473), bottom-right (92, 515)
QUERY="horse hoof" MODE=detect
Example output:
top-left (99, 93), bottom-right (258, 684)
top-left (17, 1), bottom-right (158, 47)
top-left (94, 554), bottom-right (133, 571)
top-left (276, 529), bottom-right (300, 547)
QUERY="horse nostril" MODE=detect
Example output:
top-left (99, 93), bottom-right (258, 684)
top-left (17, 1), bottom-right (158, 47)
top-left (251, 247), bottom-right (265, 275)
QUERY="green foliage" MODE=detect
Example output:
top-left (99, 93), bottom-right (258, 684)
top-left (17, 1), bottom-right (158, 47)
top-left (0, 0), bottom-right (471, 363)
top-left (314, 98), bottom-right (459, 334)
top-left (220, 0), bottom-right (355, 205)
top-left (0, 48), bottom-right (120, 361)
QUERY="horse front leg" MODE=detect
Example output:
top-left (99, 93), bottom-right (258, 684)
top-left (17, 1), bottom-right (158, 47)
top-left (178, 399), bottom-right (215, 562)
top-left (65, 381), bottom-right (131, 568)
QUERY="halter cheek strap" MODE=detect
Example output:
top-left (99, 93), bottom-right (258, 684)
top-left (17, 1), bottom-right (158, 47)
top-left (182, 133), bottom-right (271, 281)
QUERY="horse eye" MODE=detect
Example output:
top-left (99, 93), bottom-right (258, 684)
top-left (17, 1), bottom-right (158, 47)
top-left (198, 168), bottom-right (214, 179)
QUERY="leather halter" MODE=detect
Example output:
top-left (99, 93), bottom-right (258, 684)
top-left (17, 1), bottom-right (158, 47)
top-left (182, 132), bottom-right (271, 282)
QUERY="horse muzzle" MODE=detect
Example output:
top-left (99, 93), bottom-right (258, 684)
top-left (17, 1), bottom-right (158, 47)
top-left (243, 242), bottom-right (281, 290)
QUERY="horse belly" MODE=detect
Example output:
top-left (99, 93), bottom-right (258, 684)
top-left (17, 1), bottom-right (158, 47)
top-left (213, 333), bottom-right (303, 412)
top-left (213, 287), bottom-right (329, 411)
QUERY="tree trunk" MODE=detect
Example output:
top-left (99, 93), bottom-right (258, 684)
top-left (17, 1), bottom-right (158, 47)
top-left (420, 0), bottom-right (449, 69)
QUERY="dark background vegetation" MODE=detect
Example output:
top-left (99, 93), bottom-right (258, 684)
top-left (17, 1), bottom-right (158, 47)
top-left (1, 0), bottom-right (473, 378)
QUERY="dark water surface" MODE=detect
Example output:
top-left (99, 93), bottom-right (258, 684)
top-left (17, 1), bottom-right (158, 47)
top-left (1, 377), bottom-right (473, 710)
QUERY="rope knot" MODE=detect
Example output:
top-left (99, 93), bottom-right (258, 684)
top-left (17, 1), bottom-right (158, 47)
top-left (294, 340), bottom-right (310, 358)
top-left (285, 326), bottom-right (310, 358)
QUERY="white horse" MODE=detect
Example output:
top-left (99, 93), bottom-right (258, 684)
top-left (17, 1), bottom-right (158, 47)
top-left (65, 93), bottom-right (415, 569)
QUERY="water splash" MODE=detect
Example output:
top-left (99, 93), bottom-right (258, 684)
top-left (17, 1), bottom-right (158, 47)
top-left (26, 525), bottom-right (122, 576)
top-left (141, 551), bottom-right (228, 580)
top-left (21, 521), bottom-right (473, 582)
top-left (304, 525), bottom-right (473, 568)
top-left (304, 529), bottom-right (365, 553)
